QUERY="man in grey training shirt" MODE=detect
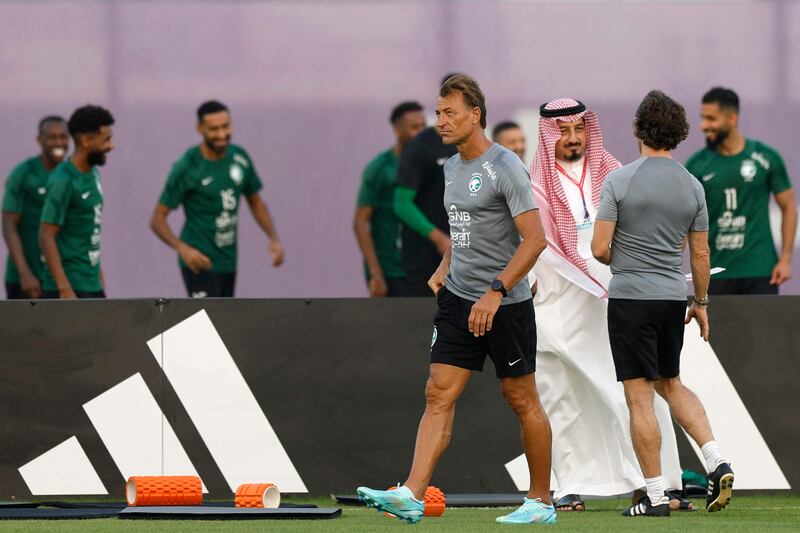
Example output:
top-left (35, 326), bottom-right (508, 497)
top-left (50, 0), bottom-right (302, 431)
top-left (592, 90), bottom-right (734, 518)
top-left (357, 75), bottom-right (555, 525)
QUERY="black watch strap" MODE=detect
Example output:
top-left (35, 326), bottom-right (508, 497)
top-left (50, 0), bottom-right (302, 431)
top-left (491, 279), bottom-right (507, 297)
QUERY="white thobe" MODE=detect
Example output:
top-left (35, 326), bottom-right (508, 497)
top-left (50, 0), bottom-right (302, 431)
top-left (531, 158), bottom-right (682, 499)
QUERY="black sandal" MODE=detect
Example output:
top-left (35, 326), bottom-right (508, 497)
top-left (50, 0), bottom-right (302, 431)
top-left (666, 490), bottom-right (697, 511)
top-left (554, 494), bottom-right (585, 511)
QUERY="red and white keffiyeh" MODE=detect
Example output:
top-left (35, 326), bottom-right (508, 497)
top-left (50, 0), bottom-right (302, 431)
top-left (530, 98), bottom-right (621, 296)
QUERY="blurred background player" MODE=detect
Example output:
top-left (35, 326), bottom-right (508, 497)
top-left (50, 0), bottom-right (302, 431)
top-left (686, 87), bottom-right (796, 295)
top-left (593, 90), bottom-right (733, 517)
top-left (150, 100), bottom-right (284, 298)
top-left (393, 75), bottom-right (459, 296)
top-left (492, 120), bottom-right (526, 161)
top-left (40, 106), bottom-right (113, 299)
top-left (354, 101), bottom-right (425, 297)
top-left (2, 116), bottom-right (69, 299)
top-left (529, 98), bottom-right (683, 512)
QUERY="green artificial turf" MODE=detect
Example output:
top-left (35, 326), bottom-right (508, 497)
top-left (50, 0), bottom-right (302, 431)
top-left (0, 494), bottom-right (797, 532)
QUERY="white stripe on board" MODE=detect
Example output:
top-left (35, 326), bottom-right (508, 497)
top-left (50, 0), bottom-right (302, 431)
top-left (146, 309), bottom-right (307, 492)
top-left (18, 436), bottom-right (107, 495)
top-left (680, 321), bottom-right (790, 489)
top-left (82, 373), bottom-right (207, 491)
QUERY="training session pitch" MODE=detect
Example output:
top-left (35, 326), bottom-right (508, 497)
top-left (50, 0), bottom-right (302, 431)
top-left (2, 495), bottom-right (798, 532)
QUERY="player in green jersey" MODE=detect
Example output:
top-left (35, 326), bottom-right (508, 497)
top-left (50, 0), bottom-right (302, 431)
top-left (40, 105), bottom-right (114, 299)
top-left (150, 101), bottom-right (284, 298)
top-left (354, 101), bottom-right (425, 297)
top-left (686, 87), bottom-right (796, 294)
top-left (2, 116), bottom-right (69, 299)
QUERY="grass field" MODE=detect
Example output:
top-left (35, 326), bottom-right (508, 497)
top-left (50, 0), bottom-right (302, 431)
top-left (0, 495), bottom-right (798, 532)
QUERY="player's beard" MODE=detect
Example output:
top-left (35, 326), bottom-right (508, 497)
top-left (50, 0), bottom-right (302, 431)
top-left (87, 150), bottom-right (107, 167)
top-left (705, 127), bottom-right (730, 150)
top-left (205, 136), bottom-right (230, 155)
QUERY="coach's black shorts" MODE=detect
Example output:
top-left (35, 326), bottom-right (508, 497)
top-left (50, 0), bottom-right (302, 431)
top-left (430, 287), bottom-right (536, 379)
top-left (607, 298), bottom-right (687, 381)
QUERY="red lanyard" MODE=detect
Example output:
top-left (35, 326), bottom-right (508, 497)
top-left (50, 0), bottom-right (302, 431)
top-left (555, 158), bottom-right (590, 221)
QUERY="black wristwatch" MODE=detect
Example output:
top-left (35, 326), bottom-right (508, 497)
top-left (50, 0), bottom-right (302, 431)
top-left (490, 279), bottom-right (507, 297)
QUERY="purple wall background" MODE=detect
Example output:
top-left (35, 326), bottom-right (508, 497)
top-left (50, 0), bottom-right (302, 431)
top-left (1, 0), bottom-right (798, 298)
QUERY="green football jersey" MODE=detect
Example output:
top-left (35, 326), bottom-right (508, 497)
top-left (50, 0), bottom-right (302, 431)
top-left (2, 156), bottom-right (49, 283)
top-left (356, 149), bottom-right (404, 279)
top-left (39, 160), bottom-right (104, 292)
top-left (159, 145), bottom-right (262, 274)
top-left (686, 139), bottom-right (792, 279)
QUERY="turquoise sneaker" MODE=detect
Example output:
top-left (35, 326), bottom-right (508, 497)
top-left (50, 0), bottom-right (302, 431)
top-left (496, 498), bottom-right (557, 525)
top-left (357, 485), bottom-right (424, 524)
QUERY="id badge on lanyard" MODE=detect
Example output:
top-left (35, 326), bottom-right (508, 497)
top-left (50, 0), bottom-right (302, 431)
top-left (576, 219), bottom-right (594, 259)
top-left (556, 159), bottom-right (594, 259)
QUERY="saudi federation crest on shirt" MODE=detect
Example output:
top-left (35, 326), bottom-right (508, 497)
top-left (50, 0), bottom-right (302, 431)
top-left (740, 159), bottom-right (757, 182)
top-left (468, 174), bottom-right (482, 193)
top-left (230, 164), bottom-right (244, 185)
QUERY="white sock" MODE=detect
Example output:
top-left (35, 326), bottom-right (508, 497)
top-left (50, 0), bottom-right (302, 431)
top-left (645, 476), bottom-right (667, 505)
top-left (701, 441), bottom-right (725, 474)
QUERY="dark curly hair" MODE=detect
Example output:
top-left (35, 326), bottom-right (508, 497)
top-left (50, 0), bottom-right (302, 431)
top-left (633, 90), bottom-right (689, 151)
top-left (67, 105), bottom-right (114, 140)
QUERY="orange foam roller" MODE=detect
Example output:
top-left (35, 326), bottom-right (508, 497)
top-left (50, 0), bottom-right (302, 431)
top-left (125, 476), bottom-right (203, 506)
top-left (235, 483), bottom-right (281, 509)
top-left (384, 485), bottom-right (446, 517)
top-left (423, 486), bottom-right (446, 516)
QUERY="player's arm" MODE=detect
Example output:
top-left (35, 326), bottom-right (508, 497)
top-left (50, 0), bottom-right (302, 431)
top-left (497, 210), bottom-right (547, 293)
top-left (393, 186), bottom-right (450, 255)
top-left (592, 177), bottom-right (618, 265)
top-left (591, 220), bottom-right (616, 265)
top-left (149, 203), bottom-right (211, 274)
top-left (2, 211), bottom-right (41, 297)
top-left (468, 210), bottom-right (546, 336)
top-left (245, 193), bottom-right (284, 267)
top-left (428, 245), bottom-right (451, 295)
top-left (770, 188), bottom-right (797, 286)
top-left (686, 230), bottom-right (711, 341)
top-left (39, 222), bottom-right (74, 299)
top-left (353, 205), bottom-right (388, 297)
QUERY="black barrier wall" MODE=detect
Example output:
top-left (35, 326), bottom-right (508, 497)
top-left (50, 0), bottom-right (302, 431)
top-left (0, 297), bottom-right (797, 498)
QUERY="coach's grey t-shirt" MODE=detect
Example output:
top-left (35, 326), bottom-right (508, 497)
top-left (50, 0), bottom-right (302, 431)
top-left (597, 156), bottom-right (708, 300)
top-left (443, 143), bottom-right (537, 304)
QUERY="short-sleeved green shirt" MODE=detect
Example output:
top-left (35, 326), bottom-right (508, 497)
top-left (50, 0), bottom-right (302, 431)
top-left (158, 145), bottom-right (262, 274)
top-left (686, 139), bottom-right (792, 279)
top-left (40, 160), bottom-right (104, 292)
top-left (2, 156), bottom-right (50, 283)
top-left (356, 149), bottom-right (404, 279)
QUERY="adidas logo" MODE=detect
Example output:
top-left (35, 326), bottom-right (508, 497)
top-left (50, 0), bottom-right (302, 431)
top-left (17, 310), bottom-right (307, 495)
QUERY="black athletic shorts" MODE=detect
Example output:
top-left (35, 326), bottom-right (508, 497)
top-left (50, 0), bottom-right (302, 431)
top-left (181, 268), bottom-right (236, 298)
top-left (385, 277), bottom-right (413, 297)
top-left (5, 282), bottom-right (25, 299)
top-left (41, 290), bottom-right (106, 299)
top-left (709, 276), bottom-right (777, 295)
top-left (607, 298), bottom-right (687, 381)
top-left (430, 287), bottom-right (536, 379)
top-left (405, 270), bottom-right (435, 297)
